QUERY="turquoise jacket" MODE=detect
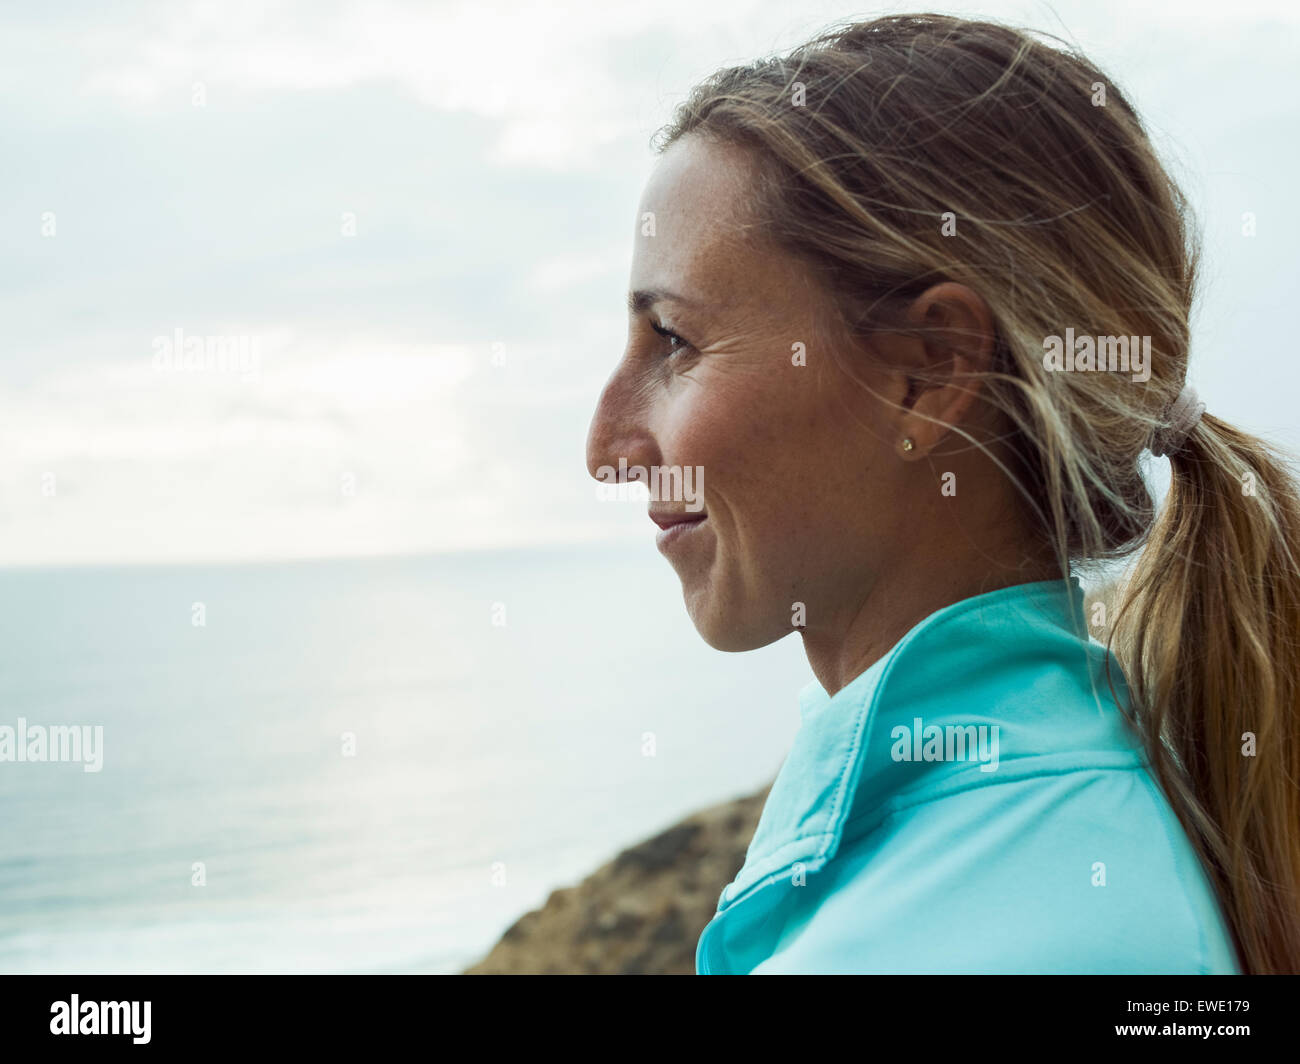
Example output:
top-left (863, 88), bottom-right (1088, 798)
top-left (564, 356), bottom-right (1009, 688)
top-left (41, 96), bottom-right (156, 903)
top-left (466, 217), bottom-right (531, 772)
top-left (696, 577), bottom-right (1241, 974)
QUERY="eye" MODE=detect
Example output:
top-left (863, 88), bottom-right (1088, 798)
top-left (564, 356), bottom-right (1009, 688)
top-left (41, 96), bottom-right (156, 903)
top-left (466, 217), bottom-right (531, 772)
top-left (650, 320), bottom-right (692, 357)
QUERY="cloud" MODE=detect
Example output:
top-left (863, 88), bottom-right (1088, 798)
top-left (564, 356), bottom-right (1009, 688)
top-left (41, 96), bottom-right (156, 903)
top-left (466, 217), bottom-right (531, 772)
top-left (0, 0), bottom-right (1296, 564)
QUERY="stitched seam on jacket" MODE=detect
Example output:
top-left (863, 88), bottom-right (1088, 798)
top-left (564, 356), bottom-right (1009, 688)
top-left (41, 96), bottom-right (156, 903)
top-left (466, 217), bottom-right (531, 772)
top-left (884, 756), bottom-right (1143, 813)
top-left (841, 761), bottom-right (1151, 841)
top-left (721, 832), bottom-right (836, 910)
top-left (815, 680), bottom-right (874, 864)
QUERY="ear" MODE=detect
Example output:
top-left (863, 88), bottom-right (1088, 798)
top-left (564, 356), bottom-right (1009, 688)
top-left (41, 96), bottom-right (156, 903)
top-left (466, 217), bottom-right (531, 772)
top-left (894, 282), bottom-right (997, 461)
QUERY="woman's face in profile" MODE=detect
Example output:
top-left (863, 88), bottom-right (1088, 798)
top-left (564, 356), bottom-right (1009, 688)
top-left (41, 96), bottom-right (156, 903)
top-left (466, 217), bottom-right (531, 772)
top-left (586, 134), bottom-right (915, 653)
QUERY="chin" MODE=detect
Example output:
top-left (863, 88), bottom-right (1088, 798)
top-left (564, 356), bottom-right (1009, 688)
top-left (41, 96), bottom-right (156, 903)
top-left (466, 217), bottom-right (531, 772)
top-left (683, 586), bottom-right (783, 653)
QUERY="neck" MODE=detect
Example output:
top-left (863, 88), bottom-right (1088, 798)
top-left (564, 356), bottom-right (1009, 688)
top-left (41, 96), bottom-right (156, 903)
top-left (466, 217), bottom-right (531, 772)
top-left (800, 547), bottom-right (1061, 696)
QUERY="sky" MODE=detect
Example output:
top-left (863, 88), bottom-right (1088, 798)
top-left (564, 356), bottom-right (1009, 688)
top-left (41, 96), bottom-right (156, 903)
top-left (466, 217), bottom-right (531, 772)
top-left (1, 0), bottom-right (1297, 565)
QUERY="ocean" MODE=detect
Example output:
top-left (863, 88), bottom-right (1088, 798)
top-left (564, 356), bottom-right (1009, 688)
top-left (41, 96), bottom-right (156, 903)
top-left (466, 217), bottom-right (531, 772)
top-left (0, 543), bottom-right (809, 973)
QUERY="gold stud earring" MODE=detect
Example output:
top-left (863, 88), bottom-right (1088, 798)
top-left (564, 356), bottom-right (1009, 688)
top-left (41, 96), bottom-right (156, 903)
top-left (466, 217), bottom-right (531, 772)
top-left (901, 437), bottom-right (915, 453)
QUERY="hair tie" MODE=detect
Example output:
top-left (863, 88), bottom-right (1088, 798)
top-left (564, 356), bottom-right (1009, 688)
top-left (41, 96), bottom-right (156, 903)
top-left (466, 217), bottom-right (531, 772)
top-left (1150, 384), bottom-right (1205, 458)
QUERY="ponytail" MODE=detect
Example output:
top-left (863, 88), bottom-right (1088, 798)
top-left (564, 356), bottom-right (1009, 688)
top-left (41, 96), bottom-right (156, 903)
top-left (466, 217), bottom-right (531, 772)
top-left (1112, 414), bottom-right (1300, 973)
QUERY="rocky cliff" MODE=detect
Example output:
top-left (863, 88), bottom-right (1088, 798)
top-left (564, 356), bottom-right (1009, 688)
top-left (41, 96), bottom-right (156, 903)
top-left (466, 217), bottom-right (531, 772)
top-left (463, 784), bottom-right (771, 975)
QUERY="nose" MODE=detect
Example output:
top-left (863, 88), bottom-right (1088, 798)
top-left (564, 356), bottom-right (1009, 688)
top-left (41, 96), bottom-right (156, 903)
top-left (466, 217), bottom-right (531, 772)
top-left (585, 364), bottom-right (659, 485)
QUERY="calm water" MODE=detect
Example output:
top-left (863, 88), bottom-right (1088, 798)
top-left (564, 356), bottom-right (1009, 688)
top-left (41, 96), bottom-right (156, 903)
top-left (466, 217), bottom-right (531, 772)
top-left (0, 544), bottom-right (808, 973)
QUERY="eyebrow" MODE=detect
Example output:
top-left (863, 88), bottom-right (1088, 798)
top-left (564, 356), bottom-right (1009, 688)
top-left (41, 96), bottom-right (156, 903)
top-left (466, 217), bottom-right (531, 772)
top-left (627, 288), bottom-right (697, 314)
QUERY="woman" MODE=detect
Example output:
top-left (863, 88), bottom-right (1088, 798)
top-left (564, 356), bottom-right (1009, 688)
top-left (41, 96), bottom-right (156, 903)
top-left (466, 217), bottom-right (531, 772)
top-left (585, 14), bottom-right (1300, 974)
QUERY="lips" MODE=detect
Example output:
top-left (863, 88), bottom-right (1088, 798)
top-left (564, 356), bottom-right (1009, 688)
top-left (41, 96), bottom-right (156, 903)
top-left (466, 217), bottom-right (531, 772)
top-left (650, 509), bottom-right (708, 555)
top-left (649, 510), bottom-right (707, 531)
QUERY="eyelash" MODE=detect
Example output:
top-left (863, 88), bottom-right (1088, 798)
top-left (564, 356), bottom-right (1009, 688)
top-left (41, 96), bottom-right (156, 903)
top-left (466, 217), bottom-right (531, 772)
top-left (650, 321), bottom-right (692, 357)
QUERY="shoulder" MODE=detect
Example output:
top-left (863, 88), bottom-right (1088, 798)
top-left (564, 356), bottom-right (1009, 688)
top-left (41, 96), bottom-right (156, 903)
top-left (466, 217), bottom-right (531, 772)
top-left (755, 763), bottom-right (1240, 974)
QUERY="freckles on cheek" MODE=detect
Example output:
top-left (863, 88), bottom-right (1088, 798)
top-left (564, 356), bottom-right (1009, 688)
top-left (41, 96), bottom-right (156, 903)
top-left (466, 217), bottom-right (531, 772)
top-left (666, 387), bottom-right (762, 476)
top-left (679, 392), bottom-right (803, 540)
top-left (690, 359), bottom-right (781, 440)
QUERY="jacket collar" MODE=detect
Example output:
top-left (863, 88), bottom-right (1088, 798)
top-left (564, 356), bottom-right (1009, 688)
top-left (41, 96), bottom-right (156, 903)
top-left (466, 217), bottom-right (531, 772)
top-left (716, 575), bottom-right (1129, 911)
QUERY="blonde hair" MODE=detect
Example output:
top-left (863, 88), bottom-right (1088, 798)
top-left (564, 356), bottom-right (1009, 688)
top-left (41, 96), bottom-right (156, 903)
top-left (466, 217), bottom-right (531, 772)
top-left (657, 13), bottom-right (1300, 973)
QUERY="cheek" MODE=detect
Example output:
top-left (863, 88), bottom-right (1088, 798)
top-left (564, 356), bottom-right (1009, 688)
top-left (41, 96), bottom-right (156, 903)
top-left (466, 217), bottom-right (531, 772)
top-left (662, 371), bottom-right (828, 539)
